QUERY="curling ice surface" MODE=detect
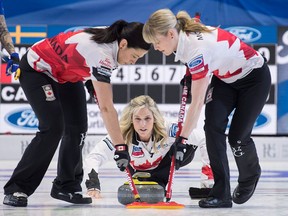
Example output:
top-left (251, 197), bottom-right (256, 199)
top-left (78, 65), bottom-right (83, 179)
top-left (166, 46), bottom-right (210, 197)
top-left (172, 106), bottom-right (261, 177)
top-left (1, 160), bottom-right (288, 216)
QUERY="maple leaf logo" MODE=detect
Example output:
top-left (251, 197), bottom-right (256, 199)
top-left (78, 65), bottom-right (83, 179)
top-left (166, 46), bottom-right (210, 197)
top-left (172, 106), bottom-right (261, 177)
top-left (217, 28), bottom-right (257, 60)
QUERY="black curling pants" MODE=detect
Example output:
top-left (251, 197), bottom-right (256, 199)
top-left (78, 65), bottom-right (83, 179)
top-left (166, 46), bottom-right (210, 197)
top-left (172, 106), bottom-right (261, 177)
top-left (4, 54), bottom-right (88, 196)
top-left (204, 62), bottom-right (271, 200)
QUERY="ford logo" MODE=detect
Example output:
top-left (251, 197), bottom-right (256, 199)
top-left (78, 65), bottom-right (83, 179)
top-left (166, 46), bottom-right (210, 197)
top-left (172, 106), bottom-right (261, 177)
top-left (227, 112), bottom-right (269, 129)
top-left (225, 26), bottom-right (261, 43)
top-left (189, 59), bottom-right (202, 68)
top-left (5, 108), bottom-right (39, 130)
top-left (188, 55), bottom-right (203, 69)
top-left (169, 123), bottom-right (178, 138)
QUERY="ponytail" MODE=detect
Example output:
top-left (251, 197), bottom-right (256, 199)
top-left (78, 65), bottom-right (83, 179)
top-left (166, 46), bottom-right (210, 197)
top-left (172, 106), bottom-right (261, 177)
top-left (84, 20), bottom-right (151, 50)
top-left (176, 11), bottom-right (213, 33)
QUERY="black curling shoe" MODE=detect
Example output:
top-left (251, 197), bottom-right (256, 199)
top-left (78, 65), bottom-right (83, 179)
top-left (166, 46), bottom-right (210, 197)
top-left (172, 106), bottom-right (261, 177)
top-left (199, 197), bottom-right (232, 208)
top-left (51, 187), bottom-right (92, 204)
top-left (233, 177), bottom-right (259, 204)
top-left (3, 192), bottom-right (28, 207)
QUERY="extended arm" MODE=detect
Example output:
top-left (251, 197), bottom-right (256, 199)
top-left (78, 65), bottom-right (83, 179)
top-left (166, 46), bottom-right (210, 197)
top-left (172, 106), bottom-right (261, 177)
top-left (92, 80), bottom-right (130, 171)
top-left (172, 76), bottom-right (210, 169)
top-left (0, 15), bottom-right (15, 54)
top-left (180, 76), bottom-right (210, 138)
top-left (84, 136), bottom-right (115, 198)
top-left (0, 15), bottom-right (20, 76)
top-left (92, 80), bottom-right (124, 144)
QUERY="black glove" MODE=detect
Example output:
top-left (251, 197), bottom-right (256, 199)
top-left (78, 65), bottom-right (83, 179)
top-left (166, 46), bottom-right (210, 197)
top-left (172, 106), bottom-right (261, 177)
top-left (113, 144), bottom-right (130, 171)
top-left (85, 169), bottom-right (101, 191)
top-left (6, 52), bottom-right (20, 76)
top-left (171, 136), bottom-right (188, 170)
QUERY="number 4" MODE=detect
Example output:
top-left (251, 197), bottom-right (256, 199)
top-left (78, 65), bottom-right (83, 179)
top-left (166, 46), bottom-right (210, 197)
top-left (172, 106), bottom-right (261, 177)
top-left (116, 67), bottom-right (124, 81)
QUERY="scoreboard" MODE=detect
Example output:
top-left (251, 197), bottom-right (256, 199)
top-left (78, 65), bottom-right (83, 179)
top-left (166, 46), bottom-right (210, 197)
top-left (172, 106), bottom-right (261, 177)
top-left (112, 51), bottom-right (185, 104)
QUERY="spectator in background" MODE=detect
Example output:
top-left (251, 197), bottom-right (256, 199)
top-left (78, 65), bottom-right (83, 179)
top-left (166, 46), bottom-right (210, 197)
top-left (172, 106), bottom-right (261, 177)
top-left (0, 0), bottom-right (19, 76)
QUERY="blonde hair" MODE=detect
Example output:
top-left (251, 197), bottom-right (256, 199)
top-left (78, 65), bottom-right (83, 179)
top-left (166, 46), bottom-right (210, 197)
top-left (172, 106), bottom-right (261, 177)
top-left (143, 8), bottom-right (213, 43)
top-left (120, 95), bottom-right (167, 149)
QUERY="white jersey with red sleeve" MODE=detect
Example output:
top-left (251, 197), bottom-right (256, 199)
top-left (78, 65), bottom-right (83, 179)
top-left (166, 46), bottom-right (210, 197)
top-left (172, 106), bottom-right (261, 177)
top-left (174, 27), bottom-right (264, 83)
top-left (26, 31), bottom-right (119, 83)
top-left (84, 121), bottom-right (207, 178)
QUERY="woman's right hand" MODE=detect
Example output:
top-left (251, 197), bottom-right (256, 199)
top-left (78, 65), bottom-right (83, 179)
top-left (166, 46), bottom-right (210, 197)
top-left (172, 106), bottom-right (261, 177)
top-left (85, 169), bottom-right (102, 198)
top-left (87, 188), bottom-right (102, 199)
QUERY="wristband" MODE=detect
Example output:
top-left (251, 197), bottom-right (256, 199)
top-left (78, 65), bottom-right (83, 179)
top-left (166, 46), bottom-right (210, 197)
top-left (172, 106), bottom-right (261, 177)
top-left (115, 144), bottom-right (128, 151)
top-left (176, 136), bottom-right (188, 144)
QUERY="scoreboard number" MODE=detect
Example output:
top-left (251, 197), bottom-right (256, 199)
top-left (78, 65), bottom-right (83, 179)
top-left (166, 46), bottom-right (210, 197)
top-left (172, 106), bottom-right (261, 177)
top-left (146, 66), bottom-right (164, 83)
top-left (111, 65), bottom-right (186, 84)
top-left (130, 65), bottom-right (146, 82)
top-left (164, 65), bottom-right (185, 83)
top-left (111, 66), bottom-right (129, 83)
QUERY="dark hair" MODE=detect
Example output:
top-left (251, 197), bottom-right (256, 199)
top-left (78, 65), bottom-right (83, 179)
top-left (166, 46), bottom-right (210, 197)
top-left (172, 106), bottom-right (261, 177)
top-left (84, 20), bottom-right (151, 51)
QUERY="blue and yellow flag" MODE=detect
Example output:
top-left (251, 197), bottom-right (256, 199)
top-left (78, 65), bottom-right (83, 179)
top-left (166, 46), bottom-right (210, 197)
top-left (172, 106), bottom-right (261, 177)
top-left (8, 25), bottom-right (47, 44)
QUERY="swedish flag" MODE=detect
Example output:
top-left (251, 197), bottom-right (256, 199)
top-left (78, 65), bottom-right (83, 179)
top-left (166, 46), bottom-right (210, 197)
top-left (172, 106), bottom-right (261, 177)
top-left (8, 25), bottom-right (47, 44)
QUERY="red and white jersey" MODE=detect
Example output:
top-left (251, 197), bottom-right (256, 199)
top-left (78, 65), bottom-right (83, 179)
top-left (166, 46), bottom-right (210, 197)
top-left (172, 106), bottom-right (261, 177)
top-left (26, 31), bottom-right (119, 83)
top-left (84, 121), bottom-right (207, 175)
top-left (174, 28), bottom-right (264, 83)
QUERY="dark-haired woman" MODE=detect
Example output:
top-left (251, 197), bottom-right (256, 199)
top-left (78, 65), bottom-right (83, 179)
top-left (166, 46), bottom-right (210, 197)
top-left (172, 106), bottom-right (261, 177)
top-left (3, 20), bottom-right (151, 207)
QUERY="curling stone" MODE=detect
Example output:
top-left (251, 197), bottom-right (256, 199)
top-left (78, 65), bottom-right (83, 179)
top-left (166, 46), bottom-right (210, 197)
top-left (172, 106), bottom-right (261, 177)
top-left (117, 172), bottom-right (165, 205)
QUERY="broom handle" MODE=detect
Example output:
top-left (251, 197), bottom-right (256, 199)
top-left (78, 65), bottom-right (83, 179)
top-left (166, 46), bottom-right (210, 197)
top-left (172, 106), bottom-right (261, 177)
top-left (166, 68), bottom-right (190, 202)
top-left (166, 12), bottom-right (200, 202)
top-left (165, 155), bottom-right (176, 201)
top-left (125, 167), bottom-right (141, 202)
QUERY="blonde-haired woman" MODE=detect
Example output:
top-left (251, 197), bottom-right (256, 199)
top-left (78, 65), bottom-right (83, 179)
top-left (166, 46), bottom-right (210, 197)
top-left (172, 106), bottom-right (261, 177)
top-left (143, 9), bottom-right (271, 208)
top-left (84, 95), bottom-right (213, 198)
